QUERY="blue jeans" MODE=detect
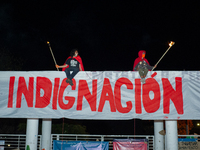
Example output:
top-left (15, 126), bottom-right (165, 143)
top-left (64, 67), bottom-right (79, 80)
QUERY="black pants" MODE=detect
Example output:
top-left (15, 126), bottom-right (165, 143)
top-left (64, 67), bottom-right (79, 80)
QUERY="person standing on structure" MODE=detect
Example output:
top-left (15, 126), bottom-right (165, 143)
top-left (56, 49), bottom-right (84, 86)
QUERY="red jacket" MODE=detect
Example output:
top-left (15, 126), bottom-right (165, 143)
top-left (62, 55), bottom-right (84, 71)
top-left (133, 50), bottom-right (150, 71)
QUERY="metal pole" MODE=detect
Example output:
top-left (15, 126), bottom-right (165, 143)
top-left (42, 119), bottom-right (52, 150)
top-left (26, 118), bottom-right (39, 150)
top-left (152, 41), bottom-right (175, 71)
top-left (154, 120), bottom-right (164, 150)
top-left (165, 120), bottom-right (178, 150)
top-left (47, 41), bottom-right (59, 71)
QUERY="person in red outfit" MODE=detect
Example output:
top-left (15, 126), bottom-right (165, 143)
top-left (133, 50), bottom-right (156, 84)
top-left (56, 49), bottom-right (84, 86)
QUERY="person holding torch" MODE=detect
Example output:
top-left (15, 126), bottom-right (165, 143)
top-left (56, 49), bottom-right (84, 86)
top-left (133, 50), bottom-right (156, 84)
top-left (133, 41), bottom-right (175, 84)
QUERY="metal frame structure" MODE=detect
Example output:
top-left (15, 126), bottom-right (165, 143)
top-left (1, 134), bottom-right (199, 150)
top-left (0, 134), bottom-right (41, 150)
top-left (51, 134), bottom-right (154, 150)
top-left (0, 134), bottom-right (153, 150)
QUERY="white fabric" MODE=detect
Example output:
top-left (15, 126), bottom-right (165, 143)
top-left (0, 71), bottom-right (199, 120)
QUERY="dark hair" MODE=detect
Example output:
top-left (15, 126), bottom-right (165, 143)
top-left (70, 49), bottom-right (78, 57)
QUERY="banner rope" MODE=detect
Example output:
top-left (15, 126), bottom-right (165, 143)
top-left (134, 118), bottom-right (136, 139)
top-left (61, 117), bottom-right (65, 150)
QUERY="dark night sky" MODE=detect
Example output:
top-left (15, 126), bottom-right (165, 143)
top-left (0, 1), bottom-right (200, 135)
top-left (1, 1), bottom-right (200, 71)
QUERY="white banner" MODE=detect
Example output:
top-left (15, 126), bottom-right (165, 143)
top-left (0, 71), bottom-right (200, 120)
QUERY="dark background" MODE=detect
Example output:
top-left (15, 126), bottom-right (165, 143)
top-left (1, 1), bottom-right (199, 71)
top-left (0, 0), bottom-right (200, 135)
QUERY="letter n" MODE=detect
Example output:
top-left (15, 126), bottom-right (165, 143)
top-left (16, 77), bottom-right (34, 108)
top-left (77, 80), bottom-right (97, 111)
top-left (162, 77), bottom-right (184, 114)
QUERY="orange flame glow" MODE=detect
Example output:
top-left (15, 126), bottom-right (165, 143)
top-left (169, 41), bottom-right (175, 47)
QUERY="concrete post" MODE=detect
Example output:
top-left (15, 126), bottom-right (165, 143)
top-left (41, 119), bottom-right (52, 150)
top-left (154, 120), bottom-right (164, 150)
top-left (26, 118), bottom-right (39, 150)
top-left (165, 120), bottom-right (178, 150)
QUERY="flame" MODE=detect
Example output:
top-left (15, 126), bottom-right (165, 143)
top-left (47, 41), bottom-right (50, 44)
top-left (169, 41), bottom-right (175, 47)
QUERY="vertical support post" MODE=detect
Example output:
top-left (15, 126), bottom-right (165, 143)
top-left (186, 120), bottom-right (189, 135)
top-left (154, 120), bottom-right (164, 150)
top-left (42, 119), bottom-right (52, 150)
top-left (26, 118), bottom-right (39, 150)
top-left (56, 135), bottom-right (59, 140)
top-left (101, 135), bottom-right (104, 141)
top-left (165, 120), bottom-right (178, 150)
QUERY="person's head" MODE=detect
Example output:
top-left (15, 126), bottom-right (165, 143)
top-left (142, 52), bottom-right (145, 59)
top-left (138, 50), bottom-right (146, 59)
top-left (70, 49), bottom-right (78, 57)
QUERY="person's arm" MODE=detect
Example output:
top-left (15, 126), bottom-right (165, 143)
top-left (146, 63), bottom-right (153, 70)
top-left (146, 63), bottom-right (157, 70)
top-left (152, 65), bottom-right (157, 70)
top-left (56, 64), bottom-right (68, 68)
top-left (146, 64), bottom-right (157, 70)
top-left (79, 64), bottom-right (82, 71)
top-left (134, 63), bottom-right (139, 71)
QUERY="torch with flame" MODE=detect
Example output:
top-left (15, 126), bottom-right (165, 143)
top-left (47, 41), bottom-right (59, 71)
top-left (169, 41), bottom-right (175, 47)
top-left (151, 41), bottom-right (175, 71)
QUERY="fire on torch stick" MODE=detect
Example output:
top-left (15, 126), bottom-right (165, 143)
top-left (47, 41), bottom-right (59, 71)
top-left (151, 41), bottom-right (175, 71)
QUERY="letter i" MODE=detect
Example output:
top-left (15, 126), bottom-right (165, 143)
top-left (52, 78), bottom-right (60, 110)
top-left (8, 76), bottom-right (15, 108)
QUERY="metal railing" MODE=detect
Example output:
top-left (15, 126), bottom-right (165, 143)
top-left (0, 134), bottom-right (154, 150)
top-left (0, 134), bottom-right (41, 150)
top-left (1, 134), bottom-right (200, 150)
top-left (51, 134), bottom-right (154, 150)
